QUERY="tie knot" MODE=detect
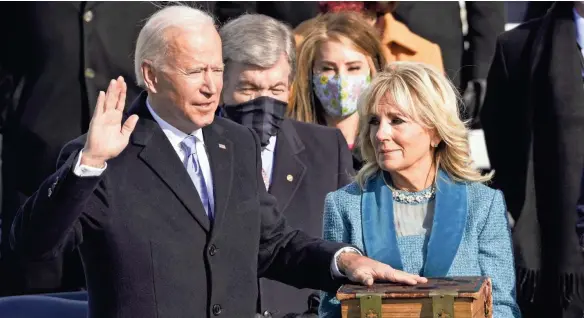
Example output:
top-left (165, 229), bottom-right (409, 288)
top-left (180, 135), bottom-right (198, 157)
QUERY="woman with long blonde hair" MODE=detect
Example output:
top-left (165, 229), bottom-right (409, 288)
top-left (289, 12), bottom-right (387, 170)
top-left (319, 62), bottom-right (520, 318)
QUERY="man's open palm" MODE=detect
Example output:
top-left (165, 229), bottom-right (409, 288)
top-left (82, 77), bottom-right (139, 167)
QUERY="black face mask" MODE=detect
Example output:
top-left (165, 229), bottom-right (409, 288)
top-left (222, 96), bottom-right (287, 148)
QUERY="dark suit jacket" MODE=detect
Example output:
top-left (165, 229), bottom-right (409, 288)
top-left (10, 93), bottom-right (349, 318)
top-left (481, 3), bottom-right (584, 317)
top-left (257, 119), bottom-right (353, 317)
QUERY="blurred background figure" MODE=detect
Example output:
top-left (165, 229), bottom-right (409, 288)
top-left (393, 2), bottom-right (505, 126)
top-left (0, 1), bottom-right (213, 297)
top-left (294, 1), bottom-right (444, 73)
top-left (215, 2), bottom-right (319, 28)
top-left (288, 12), bottom-right (386, 171)
top-left (523, 1), bottom-right (554, 21)
top-left (481, 2), bottom-right (584, 317)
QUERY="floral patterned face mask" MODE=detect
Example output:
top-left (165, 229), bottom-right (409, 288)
top-left (312, 73), bottom-right (371, 118)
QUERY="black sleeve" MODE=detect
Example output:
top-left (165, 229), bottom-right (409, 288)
top-left (335, 129), bottom-right (354, 187)
top-left (480, 39), bottom-right (529, 222)
top-left (10, 138), bottom-right (106, 260)
top-left (464, 2), bottom-right (506, 81)
top-left (251, 127), bottom-right (348, 293)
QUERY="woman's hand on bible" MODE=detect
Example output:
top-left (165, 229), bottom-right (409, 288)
top-left (82, 76), bottom-right (139, 168)
top-left (338, 253), bottom-right (427, 286)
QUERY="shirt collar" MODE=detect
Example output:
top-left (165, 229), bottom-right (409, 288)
top-left (574, 8), bottom-right (584, 49)
top-left (146, 99), bottom-right (204, 149)
top-left (264, 135), bottom-right (277, 152)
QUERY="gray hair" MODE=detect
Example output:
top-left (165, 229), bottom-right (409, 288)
top-left (219, 14), bottom-right (296, 83)
top-left (134, 5), bottom-right (215, 88)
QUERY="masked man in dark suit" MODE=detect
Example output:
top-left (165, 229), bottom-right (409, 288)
top-left (218, 14), bottom-right (354, 318)
top-left (10, 6), bottom-right (426, 318)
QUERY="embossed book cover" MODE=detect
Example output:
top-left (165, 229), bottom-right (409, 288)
top-left (336, 276), bottom-right (492, 318)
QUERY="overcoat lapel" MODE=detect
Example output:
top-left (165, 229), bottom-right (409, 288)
top-left (361, 173), bottom-right (404, 270)
top-left (422, 171), bottom-right (468, 276)
top-left (203, 120), bottom-right (234, 238)
top-left (129, 94), bottom-right (211, 232)
top-left (269, 120), bottom-right (306, 213)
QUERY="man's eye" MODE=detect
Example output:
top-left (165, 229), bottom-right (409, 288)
top-left (239, 87), bottom-right (254, 94)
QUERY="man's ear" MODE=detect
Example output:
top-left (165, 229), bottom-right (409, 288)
top-left (141, 60), bottom-right (158, 94)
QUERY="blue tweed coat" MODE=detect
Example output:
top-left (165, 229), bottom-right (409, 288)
top-left (320, 171), bottom-right (521, 318)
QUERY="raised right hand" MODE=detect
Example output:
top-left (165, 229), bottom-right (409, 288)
top-left (81, 76), bottom-right (139, 168)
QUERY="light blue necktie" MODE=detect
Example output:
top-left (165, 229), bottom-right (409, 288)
top-left (180, 135), bottom-right (213, 220)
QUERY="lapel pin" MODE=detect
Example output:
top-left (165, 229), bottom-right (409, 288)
top-left (218, 144), bottom-right (226, 149)
top-left (287, 174), bottom-right (294, 182)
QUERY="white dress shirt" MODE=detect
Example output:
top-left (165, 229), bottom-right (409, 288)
top-left (260, 135), bottom-right (277, 186)
top-left (574, 8), bottom-right (584, 75)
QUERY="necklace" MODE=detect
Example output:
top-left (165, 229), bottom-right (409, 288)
top-left (382, 173), bottom-right (436, 204)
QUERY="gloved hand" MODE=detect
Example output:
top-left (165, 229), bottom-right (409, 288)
top-left (462, 79), bottom-right (487, 129)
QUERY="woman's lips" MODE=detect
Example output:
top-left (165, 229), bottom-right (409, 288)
top-left (380, 149), bottom-right (401, 153)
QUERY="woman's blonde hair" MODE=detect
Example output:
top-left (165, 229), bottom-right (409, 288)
top-left (355, 61), bottom-right (493, 188)
top-left (289, 12), bottom-right (387, 124)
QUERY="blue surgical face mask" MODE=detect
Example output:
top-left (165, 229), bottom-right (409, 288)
top-left (312, 73), bottom-right (371, 117)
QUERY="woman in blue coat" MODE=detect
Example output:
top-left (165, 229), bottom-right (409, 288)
top-left (320, 62), bottom-right (521, 318)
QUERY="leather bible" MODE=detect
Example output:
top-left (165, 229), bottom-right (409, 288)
top-left (336, 276), bottom-right (492, 318)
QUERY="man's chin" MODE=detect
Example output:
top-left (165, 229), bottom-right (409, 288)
top-left (192, 113), bottom-right (215, 129)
